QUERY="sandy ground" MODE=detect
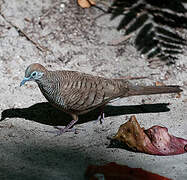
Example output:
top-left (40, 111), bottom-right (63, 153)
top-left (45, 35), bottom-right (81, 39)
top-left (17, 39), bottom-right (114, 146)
top-left (0, 0), bottom-right (187, 179)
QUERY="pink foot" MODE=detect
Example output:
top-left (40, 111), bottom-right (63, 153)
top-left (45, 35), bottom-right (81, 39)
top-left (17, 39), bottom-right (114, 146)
top-left (45, 127), bottom-right (76, 136)
top-left (46, 119), bottom-right (79, 136)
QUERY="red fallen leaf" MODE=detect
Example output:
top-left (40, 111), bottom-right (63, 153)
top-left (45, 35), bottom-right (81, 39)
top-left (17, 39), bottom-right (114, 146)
top-left (85, 162), bottom-right (171, 180)
top-left (113, 115), bottom-right (187, 155)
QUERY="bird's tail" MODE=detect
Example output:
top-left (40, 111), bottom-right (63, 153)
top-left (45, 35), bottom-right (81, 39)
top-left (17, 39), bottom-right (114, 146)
top-left (127, 85), bottom-right (182, 96)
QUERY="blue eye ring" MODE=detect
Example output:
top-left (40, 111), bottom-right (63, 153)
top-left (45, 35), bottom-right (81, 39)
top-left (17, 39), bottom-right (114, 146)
top-left (32, 71), bottom-right (37, 77)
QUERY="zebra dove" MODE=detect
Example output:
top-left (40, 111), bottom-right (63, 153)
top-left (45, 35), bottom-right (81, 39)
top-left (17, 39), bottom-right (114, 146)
top-left (20, 63), bottom-right (182, 135)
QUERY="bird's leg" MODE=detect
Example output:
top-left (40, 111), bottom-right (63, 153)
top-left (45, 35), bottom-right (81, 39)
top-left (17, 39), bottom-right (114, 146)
top-left (95, 105), bottom-right (105, 124)
top-left (46, 114), bottom-right (79, 136)
top-left (97, 112), bottom-right (105, 124)
top-left (55, 113), bottom-right (78, 135)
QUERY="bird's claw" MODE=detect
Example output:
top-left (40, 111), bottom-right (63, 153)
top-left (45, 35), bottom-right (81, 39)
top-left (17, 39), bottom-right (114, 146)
top-left (45, 126), bottom-right (85, 136)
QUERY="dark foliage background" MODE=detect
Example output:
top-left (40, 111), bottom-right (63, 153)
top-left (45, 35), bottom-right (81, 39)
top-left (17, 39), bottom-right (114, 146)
top-left (108, 0), bottom-right (187, 64)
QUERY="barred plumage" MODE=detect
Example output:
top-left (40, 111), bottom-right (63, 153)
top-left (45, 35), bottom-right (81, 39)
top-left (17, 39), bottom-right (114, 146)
top-left (20, 63), bottom-right (183, 135)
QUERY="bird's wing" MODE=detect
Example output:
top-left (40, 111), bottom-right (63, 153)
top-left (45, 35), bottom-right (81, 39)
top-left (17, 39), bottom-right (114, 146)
top-left (58, 71), bottom-right (129, 112)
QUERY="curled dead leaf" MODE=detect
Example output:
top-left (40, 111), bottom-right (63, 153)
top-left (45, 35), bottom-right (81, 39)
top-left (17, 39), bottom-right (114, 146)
top-left (155, 81), bottom-right (165, 86)
top-left (176, 93), bottom-right (181, 98)
top-left (77, 0), bottom-right (96, 8)
top-left (113, 115), bottom-right (187, 155)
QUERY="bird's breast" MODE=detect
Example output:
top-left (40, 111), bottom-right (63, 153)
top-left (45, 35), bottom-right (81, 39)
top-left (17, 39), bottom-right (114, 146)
top-left (38, 82), bottom-right (66, 109)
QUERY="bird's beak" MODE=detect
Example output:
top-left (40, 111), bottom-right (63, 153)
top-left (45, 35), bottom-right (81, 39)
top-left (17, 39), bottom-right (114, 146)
top-left (20, 77), bottom-right (30, 87)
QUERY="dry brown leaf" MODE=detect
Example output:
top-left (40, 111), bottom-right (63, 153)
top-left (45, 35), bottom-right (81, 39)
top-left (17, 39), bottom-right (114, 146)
top-left (155, 81), bottom-right (165, 86)
top-left (113, 115), bottom-right (187, 155)
top-left (176, 93), bottom-right (181, 98)
top-left (77, 0), bottom-right (96, 8)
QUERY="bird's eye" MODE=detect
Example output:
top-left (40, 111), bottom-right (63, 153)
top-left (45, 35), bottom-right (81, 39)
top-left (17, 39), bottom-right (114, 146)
top-left (32, 72), bottom-right (37, 77)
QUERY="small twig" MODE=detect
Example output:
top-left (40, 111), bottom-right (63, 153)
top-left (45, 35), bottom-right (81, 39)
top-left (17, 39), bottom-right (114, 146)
top-left (0, 11), bottom-right (48, 52)
top-left (93, 12), bottom-right (107, 21)
top-left (107, 33), bottom-right (133, 46)
top-left (119, 73), bottom-right (160, 80)
top-left (17, 28), bottom-right (48, 52)
top-left (119, 76), bottom-right (149, 80)
top-left (39, 1), bottom-right (60, 21)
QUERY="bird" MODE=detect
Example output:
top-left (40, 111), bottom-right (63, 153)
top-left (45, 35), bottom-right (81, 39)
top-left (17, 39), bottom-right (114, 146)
top-left (20, 63), bottom-right (182, 135)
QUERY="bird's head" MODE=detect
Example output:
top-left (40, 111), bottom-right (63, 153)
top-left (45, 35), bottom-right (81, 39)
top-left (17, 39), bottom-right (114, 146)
top-left (20, 63), bottom-right (47, 86)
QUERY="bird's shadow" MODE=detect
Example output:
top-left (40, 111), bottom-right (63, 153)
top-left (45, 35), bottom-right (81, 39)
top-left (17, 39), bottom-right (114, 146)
top-left (1, 102), bottom-right (170, 126)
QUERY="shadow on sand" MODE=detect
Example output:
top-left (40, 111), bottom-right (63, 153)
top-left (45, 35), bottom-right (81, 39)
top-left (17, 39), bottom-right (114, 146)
top-left (1, 102), bottom-right (170, 126)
